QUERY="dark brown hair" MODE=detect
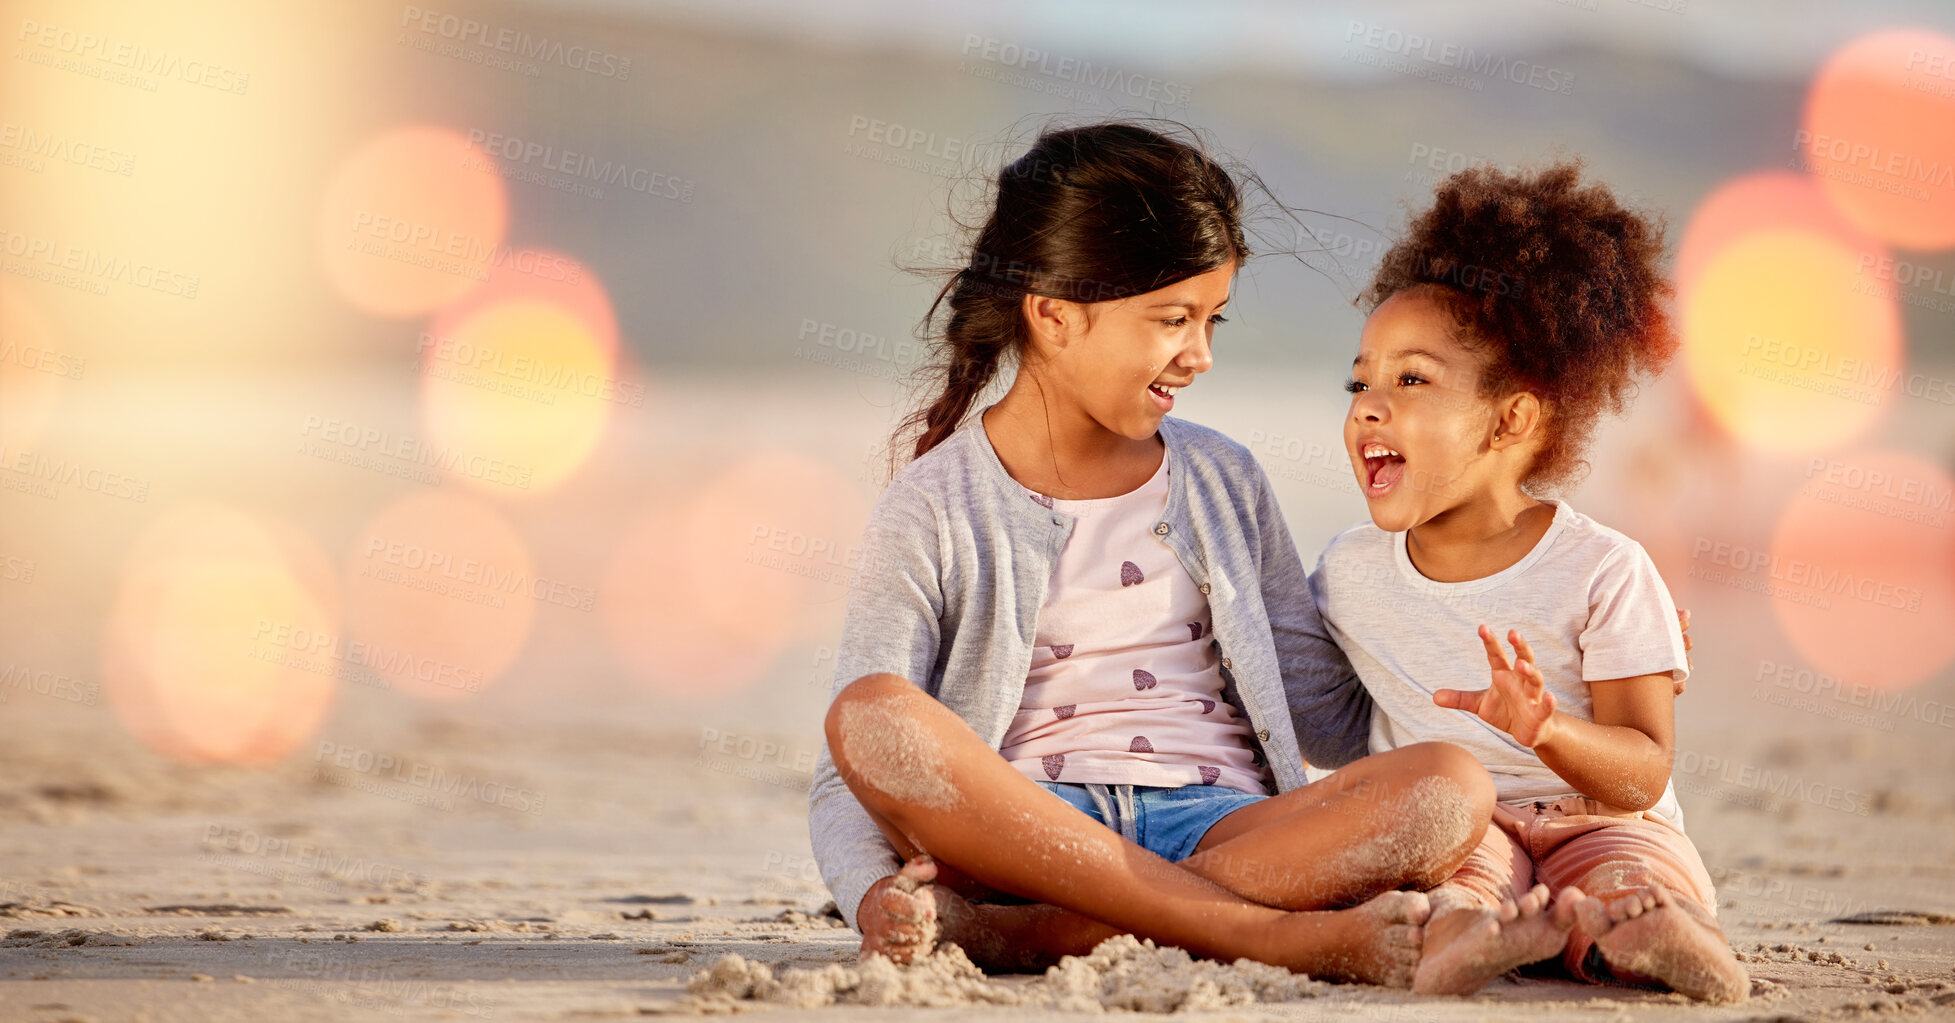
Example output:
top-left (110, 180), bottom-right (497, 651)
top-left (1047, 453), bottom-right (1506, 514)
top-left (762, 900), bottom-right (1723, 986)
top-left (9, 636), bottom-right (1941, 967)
top-left (888, 120), bottom-right (1253, 471)
top-left (1360, 159), bottom-right (1677, 493)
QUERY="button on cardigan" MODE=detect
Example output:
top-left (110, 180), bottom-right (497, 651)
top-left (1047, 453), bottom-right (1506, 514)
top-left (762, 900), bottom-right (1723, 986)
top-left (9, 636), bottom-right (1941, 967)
top-left (807, 405), bottom-right (1375, 933)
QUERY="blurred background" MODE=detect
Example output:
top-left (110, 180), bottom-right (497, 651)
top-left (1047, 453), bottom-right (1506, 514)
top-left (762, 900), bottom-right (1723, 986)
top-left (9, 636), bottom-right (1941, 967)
top-left (1, 0), bottom-right (1952, 992)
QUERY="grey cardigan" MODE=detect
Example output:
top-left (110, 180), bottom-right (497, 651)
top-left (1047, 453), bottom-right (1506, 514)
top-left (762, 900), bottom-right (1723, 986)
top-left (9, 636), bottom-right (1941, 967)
top-left (807, 406), bottom-right (1374, 933)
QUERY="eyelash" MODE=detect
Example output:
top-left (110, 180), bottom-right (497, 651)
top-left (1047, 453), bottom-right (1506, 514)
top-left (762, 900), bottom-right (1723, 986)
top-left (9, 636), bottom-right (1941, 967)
top-left (1344, 373), bottom-right (1427, 393)
top-left (1164, 314), bottom-right (1228, 328)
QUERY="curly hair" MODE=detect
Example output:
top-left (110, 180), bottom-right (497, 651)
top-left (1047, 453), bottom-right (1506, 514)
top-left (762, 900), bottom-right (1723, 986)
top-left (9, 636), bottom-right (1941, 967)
top-left (1359, 159), bottom-right (1677, 493)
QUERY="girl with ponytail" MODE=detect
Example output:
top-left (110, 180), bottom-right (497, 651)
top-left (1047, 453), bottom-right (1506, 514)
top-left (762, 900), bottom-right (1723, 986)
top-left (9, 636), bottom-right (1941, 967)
top-left (808, 120), bottom-right (1503, 984)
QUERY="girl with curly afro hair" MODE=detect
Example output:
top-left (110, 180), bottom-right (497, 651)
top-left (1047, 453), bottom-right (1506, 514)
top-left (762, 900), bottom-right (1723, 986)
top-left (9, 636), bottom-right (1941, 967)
top-left (1307, 160), bottom-right (1749, 1002)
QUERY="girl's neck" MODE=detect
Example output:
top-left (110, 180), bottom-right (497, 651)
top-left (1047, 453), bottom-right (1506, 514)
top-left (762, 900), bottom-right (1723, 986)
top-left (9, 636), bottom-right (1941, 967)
top-left (1404, 487), bottom-right (1554, 583)
top-left (982, 385), bottom-right (1163, 501)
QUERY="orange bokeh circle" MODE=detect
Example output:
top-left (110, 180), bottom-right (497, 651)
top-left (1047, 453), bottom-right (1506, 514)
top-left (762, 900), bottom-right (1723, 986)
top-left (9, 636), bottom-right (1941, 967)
top-left (1769, 449), bottom-right (1955, 690)
top-left (102, 506), bottom-right (339, 764)
top-left (319, 125), bottom-right (509, 318)
top-left (342, 491), bottom-right (535, 700)
top-left (1802, 29), bottom-right (1955, 250)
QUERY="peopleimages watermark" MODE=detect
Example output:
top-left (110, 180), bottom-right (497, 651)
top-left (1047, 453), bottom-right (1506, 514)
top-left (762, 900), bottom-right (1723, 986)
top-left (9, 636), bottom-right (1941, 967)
top-left (0, 444), bottom-right (150, 502)
top-left (460, 128), bottom-right (692, 204)
top-left (0, 335), bottom-right (86, 379)
top-left (0, 226), bottom-right (198, 298)
top-left (1791, 129), bottom-right (1955, 201)
top-left (359, 536), bottom-right (596, 613)
top-left (265, 947), bottom-right (495, 1019)
top-left (416, 330), bottom-right (646, 408)
top-left (0, 120), bottom-right (134, 177)
top-left (299, 414), bottom-right (533, 490)
top-left (1740, 332), bottom-right (1955, 408)
top-left (397, 4), bottom-right (631, 82)
top-left (0, 554), bottom-right (35, 584)
top-left (250, 619), bottom-right (484, 695)
top-left (842, 115), bottom-right (1001, 180)
top-left (1853, 250), bottom-right (1955, 320)
top-left (15, 18), bottom-right (251, 95)
top-left (694, 727), bottom-right (817, 792)
top-left (314, 741), bottom-right (546, 816)
top-left (1687, 536), bottom-right (1923, 613)
top-left (1343, 20), bottom-right (1576, 95)
top-left (957, 34), bottom-right (1191, 110)
top-left (0, 662), bottom-right (98, 706)
top-left (1671, 749), bottom-right (1872, 817)
top-left (1799, 456), bottom-right (1951, 527)
top-left (1753, 658), bottom-right (1955, 731)
top-left (199, 824), bottom-right (437, 897)
top-left (339, 211), bottom-right (577, 286)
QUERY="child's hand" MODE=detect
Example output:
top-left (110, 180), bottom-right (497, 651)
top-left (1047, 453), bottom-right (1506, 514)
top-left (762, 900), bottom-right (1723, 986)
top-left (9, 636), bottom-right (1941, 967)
top-left (1433, 625), bottom-right (1558, 748)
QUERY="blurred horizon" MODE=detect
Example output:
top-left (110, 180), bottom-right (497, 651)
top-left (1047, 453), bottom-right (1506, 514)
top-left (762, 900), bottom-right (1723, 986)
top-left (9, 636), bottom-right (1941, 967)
top-left (3, 0), bottom-right (1953, 755)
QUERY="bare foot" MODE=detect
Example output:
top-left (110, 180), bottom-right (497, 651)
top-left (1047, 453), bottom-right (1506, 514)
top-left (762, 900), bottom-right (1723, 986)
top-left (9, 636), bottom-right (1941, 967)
top-left (1574, 885), bottom-right (1749, 1004)
top-left (856, 855), bottom-right (942, 963)
top-left (1412, 884), bottom-right (1582, 995)
top-left (1272, 889), bottom-right (1431, 987)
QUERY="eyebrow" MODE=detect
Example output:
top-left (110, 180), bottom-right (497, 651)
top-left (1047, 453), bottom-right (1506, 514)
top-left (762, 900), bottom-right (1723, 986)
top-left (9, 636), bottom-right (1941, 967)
top-left (1352, 347), bottom-right (1450, 367)
top-left (1145, 296), bottom-right (1231, 311)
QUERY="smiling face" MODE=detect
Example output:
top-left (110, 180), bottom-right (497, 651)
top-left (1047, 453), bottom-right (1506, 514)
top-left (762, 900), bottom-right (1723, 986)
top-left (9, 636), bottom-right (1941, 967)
top-left (1344, 287), bottom-right (1514, 533)
top-left (1032, 260), bottom-right (1235, 440)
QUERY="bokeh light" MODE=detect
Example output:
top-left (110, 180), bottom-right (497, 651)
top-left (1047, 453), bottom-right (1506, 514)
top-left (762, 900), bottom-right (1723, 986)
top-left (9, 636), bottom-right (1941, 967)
top-left (600, 451), bottom-right (867, 696)
top-left (419, 299), bottom-right (618, 494)
top-left (1802, 29), bottom-right (1955, 251)
top-left (318, 125), bottom-right (509, 318)
top-left (1680, 229), bottom-right (1901, 453)
top-left (426, 247), bottom-right (622, 360)
top-left (1769, 449), bottom-right (1955, 689)
top-left (101, 506), bottom-right (338, 764)
top-left (1673, 172), bottom-right (1884, 307)
top-left (342, 491), bottom-right (536, 701)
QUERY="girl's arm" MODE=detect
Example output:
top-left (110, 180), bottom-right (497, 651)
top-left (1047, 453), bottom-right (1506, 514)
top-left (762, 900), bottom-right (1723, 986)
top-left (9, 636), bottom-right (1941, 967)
top-left (1434, 626), bottom-right (1674, 811)
top-left (808, 479), bottom-right (946, 933)
top-left (1247, 459), bottom-right (1375, 769)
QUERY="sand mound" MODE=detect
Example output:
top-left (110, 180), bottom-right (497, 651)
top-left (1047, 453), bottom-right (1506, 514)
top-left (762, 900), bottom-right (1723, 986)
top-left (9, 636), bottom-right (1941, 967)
top-left (677, 933), bottom-right (1328, 1013)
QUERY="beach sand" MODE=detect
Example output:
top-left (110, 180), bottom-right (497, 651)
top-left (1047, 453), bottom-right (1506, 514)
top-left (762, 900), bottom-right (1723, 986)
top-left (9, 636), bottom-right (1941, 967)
top-left (1, 671), bottom-right (1950, 1022)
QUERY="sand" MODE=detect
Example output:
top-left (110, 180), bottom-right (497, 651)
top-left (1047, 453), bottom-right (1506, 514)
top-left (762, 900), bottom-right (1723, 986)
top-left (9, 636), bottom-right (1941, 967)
top-left (1, 684), bottom-right (1951, 1023)
top-left (676, 932), bottom-right (1328, 1013)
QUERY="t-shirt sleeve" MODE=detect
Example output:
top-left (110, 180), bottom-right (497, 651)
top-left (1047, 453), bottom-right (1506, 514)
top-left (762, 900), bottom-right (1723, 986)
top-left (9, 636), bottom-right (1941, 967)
top-left (807, 479), bottom-right (945, 934)
top-left (1580, 541), bottom-right (1690, 693)
top-left (1249, 458), bottom-right (1375, 770)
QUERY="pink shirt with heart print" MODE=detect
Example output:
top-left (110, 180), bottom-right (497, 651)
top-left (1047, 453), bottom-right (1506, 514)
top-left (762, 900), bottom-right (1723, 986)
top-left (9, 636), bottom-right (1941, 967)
top-left (999, 452), bottom-right (1272, 795)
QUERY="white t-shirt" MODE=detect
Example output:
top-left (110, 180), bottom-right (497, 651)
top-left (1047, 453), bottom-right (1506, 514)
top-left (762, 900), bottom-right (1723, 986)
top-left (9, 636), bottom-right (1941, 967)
top-left (1000, 453), bottom-right (1271, 795)
top-left (1309, 500), bottom-right (1691, 827)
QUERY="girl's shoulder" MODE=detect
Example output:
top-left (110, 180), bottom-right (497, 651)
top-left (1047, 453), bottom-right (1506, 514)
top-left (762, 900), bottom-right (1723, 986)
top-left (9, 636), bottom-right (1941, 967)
top-left (1159, 416), bottom-right (1267, 498)
top-left (1161, 414), bottom-right (1253, 466)
top-left (1317, 520), bottom-right (1393, 571)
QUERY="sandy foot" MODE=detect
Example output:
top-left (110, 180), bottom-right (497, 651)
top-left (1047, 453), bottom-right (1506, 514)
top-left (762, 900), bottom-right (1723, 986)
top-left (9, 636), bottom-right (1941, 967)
top-left (1574, 885), bottom-right (1750, 1004)
top-left (857, 855), bottom-right (942, 963)
top-left (1413, 883), bottom-right (1581, 995)
top-left (1282, 888), bottom-right (1431, 988)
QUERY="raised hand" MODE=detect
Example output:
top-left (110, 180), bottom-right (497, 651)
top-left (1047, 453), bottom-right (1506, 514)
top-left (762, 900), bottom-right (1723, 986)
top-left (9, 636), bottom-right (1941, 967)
top-left (1432, 625), bottom-right (1558, 748)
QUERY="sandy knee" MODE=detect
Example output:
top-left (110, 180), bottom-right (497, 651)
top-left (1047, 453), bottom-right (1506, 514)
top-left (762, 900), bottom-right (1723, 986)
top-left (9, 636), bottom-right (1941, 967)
top-left (824, 673), bottom-right (915, 750)
top-left (823, 674), bottom-right (961, 813)
top-left (1402, 742), bottom-right (1497, 813)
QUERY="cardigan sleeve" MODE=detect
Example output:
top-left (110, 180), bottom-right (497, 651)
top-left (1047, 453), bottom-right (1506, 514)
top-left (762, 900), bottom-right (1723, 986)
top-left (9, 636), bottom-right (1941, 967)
top-left (806, 479), bottom-right (946, 934)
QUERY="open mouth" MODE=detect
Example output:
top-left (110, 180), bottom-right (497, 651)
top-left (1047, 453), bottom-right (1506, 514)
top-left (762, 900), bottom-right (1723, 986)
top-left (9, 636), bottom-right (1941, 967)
top-left (1147, 382), bottom-right (1181, 409)
top-left (1360, 442), bottom-right (1407, 495)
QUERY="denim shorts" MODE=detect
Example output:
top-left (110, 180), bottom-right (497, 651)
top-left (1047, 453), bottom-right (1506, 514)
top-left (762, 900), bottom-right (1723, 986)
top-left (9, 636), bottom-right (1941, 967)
top-left (1032, 780), bottom-right (1267, 863)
